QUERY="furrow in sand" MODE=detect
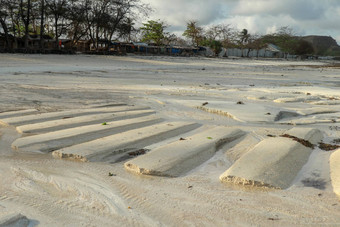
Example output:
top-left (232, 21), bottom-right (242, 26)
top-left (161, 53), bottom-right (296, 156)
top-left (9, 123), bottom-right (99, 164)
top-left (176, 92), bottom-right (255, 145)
top-left (4, 165), bottom-right (133, 220)
top-left (107, 174), bottom-right (173, 223)
top-left (12, 115), bottom-right (162, 153)
top-left (0, 105), bottom-right (149, 126)
top-left (220, 127), bottom-right (324, 189)
top-left (125, 127), bottom-right (246, 177)
top-left (16, 109), bottom-right (155, 134)
top-left (52, 121), bottom-right (200, 162)
top-left (0, 195), bottom-right (13, 202)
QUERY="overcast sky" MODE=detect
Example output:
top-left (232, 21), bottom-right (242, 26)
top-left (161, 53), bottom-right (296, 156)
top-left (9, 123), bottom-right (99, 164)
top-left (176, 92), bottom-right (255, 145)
top-left (141, 0), bottom-right (340, 44)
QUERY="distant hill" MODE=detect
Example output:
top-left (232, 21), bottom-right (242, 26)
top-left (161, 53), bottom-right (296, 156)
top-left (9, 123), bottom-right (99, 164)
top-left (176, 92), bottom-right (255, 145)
top-left (302, 35), bottom-right (340, 56)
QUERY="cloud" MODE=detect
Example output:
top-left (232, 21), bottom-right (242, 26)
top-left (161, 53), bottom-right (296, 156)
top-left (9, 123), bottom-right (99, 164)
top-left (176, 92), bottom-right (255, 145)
top-left (143, 0), bottom-right (225, 26)
top-left (233, 0), bottom-right (329, 20)
top-left (222, 14), bottom-right (297, 34)
top-left (141, 0), bottom-right (340, 44)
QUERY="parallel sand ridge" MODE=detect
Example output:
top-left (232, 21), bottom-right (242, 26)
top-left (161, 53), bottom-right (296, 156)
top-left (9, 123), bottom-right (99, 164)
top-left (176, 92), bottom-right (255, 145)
top-left (125, 127), bottom-right (245, 177)
top-left (0, 106), bottom-right (149, 126)
top-left (220, 128), bottom-right (324, 189)
top-left (0, 109), bottom-right (38, 118)
top-left (52, 122), bottom-right (200, 162)
top-left (12, 115), bottom-right (162, 153)
top-left (16, 109), bottom-right (155, 134)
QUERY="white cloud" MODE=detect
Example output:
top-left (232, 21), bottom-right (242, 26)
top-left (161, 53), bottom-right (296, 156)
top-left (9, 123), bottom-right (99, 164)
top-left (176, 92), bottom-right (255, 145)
top-left (141, 0), bottom-right (340, 43)
top-left (233, 0), bottom-right (330, 20)
top-left (143, 0), bottom-right (225, 26)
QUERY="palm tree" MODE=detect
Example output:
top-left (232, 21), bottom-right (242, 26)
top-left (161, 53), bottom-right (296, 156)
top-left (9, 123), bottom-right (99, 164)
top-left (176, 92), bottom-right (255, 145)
top-left (240, 29), bottom-right (249, 45)
top-left (239, 28), bottom-right (250, 57)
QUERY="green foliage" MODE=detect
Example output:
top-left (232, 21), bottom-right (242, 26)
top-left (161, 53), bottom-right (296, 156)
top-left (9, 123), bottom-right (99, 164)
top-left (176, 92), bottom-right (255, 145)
top-left (239, 28), bottom-right (250, 45)
top-left (259, 26), bottom-right (312, 55)
top-left (200, 39), bottom-right (222, 55)
top-left (183, 21), bottom-right (203, 46)
top-left (262, 33), bottom-right (314, 55)
top-left (0, 0), bottom-right (148, 50)
top-left (323, 48), bottom-right (340, 56)
top-left (262, 34), bottom-right (294, 53)
top-left (140, 20), bottom-right (167, 46)
top-left (295, 40), bottom-right (314, 55)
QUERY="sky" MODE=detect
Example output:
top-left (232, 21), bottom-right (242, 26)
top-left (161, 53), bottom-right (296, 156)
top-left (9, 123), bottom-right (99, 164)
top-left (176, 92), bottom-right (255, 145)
top-left (141, 0), bottom-right (340, 44)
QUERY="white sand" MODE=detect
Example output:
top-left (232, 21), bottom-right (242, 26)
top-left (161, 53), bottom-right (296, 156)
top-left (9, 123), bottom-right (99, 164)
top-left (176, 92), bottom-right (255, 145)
top-left (0, 213), bottom-right (29, 227)
top-left (330, 149), bottom-right (340, 197)
top-left (0, 54), bottom-right (339, 226)
top-left (125, 127), bottom-right (245, 177)
top-left (219, 128), bottom-right (323, 189)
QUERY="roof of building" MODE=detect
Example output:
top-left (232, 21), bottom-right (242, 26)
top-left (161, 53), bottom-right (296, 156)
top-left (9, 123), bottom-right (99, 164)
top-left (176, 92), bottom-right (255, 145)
top-left (266, 43), bottom-right (281, 52)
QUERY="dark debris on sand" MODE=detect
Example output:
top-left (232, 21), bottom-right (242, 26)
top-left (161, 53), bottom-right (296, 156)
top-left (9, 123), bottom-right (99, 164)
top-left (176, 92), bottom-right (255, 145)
top-left (280, 134), bottom-right (314, 148)
top-left (318, 142), bottom-right (340, 151)
top-left (128, 149), bottom-right (149, 156)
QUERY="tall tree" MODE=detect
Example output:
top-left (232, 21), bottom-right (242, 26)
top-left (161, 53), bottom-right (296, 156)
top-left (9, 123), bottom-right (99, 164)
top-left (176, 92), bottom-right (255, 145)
top-left (246, 34), bottom-right (266, 57)
top-left (238, 28), bottom-right (250, 57)
top-left (0, 0), bottom-right (11, 49)
top-left (140, 20), bottom-right (167, 46)
top-left (204, 24), bottom-right (237, 53)
top-left (117, 17), bottom-right (135, 42)
top-left (39, 0), bottom-right (44, 49)
top-left (200, 38), bottom-right (222, 56)
top-left (7, 1), bottom-right (22, 38)
top-left (218, 24), bottom-right (236, 48)
top-left (19, 0), bottom-right (32, 48)
top-left (205, 24), bottom-right (222, 40)
top-left (182, 20), bottom-right (203, 46)
top-left (261, 26), bottom-right (301, 57)
top-left (29, 0), bottom-right (41, 34)
top-left (239, 28), bottom-right (249, 45)
top-left (25, 0), bottom-right (31, 48)
top-left (83, 0), bottom-right (148, 50)
top-left (45, 0), bottom-right (68, 48)
top-left (66, 0), bottom-right (88, 47)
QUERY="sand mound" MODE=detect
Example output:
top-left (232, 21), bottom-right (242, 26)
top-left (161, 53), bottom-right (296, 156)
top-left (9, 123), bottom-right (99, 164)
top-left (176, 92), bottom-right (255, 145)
top-left (220, 128), bottom-right (323, 189)
top-left (284, 127), bottom-right (323, 144)
top-left (330, 148), bottom-right (340, 197)
top-left (125, 127), bottom-right (245, 177)
top-left (225, 133), bottom-right (260, 163)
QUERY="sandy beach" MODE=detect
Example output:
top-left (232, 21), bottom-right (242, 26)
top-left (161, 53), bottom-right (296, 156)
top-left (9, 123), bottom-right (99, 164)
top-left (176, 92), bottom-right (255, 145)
top-left (0, 54), bottom-right (339, 226)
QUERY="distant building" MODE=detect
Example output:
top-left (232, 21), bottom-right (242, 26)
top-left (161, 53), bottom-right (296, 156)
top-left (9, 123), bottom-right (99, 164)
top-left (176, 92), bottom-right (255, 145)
top-left (222, 43), bottom-right (284, 58)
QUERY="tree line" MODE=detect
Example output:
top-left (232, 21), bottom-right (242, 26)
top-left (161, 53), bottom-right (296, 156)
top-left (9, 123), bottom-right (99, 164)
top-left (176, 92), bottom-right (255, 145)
top-left (0, 1), bottom-right (314, 55)
top-left (141, 20), bottom-right (314, 56)
top-left (0, 0), bottom-right (147, 50)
